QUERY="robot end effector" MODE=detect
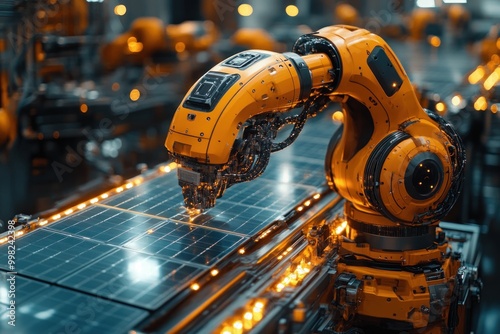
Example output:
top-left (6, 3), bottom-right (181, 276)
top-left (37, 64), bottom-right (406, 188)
top-left (165, 26), bottom-right (465, 223)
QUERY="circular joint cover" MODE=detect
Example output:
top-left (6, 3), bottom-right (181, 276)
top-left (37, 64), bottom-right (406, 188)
top-left (364, 126), bottom-right (452, 224)
top-left (404, 151), bottom-right (444, 200)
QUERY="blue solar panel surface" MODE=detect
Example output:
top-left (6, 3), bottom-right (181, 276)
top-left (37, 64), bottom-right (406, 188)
top-left (0, 112), bottom-right (334, 333)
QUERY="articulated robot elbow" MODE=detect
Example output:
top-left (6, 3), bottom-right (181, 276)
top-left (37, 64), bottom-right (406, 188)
top-left (166, 25), bottom-right (464, 223)
top-left (165, 49), bottom-right (334, 211)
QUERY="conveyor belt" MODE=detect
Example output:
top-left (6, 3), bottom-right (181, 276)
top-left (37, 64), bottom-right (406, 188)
top-left (0, 110), bottom-right (336, 333)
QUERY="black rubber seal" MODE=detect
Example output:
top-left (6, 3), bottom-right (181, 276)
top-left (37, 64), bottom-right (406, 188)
top-left (364, 131), bottom-right (411, 222)
top-left (404, 151), bottom-right (444, 200)
top-left (283, 52), bottom-right (312, 101)
top-left (292, 33), bottom-right (341, 91)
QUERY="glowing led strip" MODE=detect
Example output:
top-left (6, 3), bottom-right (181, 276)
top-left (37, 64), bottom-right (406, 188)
top-left (0, 162), bottom-right (178, 245)
top-left (218, 299), bottom-right (267, 334)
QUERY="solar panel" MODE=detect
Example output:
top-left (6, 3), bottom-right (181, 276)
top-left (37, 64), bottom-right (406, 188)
top-left (0, 274), bottom-right (49, 306)
top-left (0, 229), bottom-right (114, 283)
top-left (214, 178), bottom-right (315, 212)
top-left (101, 174), bottom-right (186, 218)
top-left (0, 112), bottom-right (339, 332)
top-left (123, 220), bottom-right (247, 266)
top-left (259, 160), bottom-right (328, 188)
top-left (59, 248), bottom-right (204, 310)
top-left (47, 205), bottom-right (166, 246)
top-left (0, 283), bottom-right (148, 333)
top-left (171, 201), bottom-right (283, 236)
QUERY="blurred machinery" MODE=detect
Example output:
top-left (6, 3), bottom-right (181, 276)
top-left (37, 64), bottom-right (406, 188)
top-left (0, 0), bottom-right (220, 221)
top-left (101, 18), bottom-right (218, 71)
top-left (230, 28), bottom-right (284, 52)
top-left (334, 3), bottom-right (360, 26)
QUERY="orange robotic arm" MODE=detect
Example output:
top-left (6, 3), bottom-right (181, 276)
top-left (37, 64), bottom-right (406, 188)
top-left (165, 25), bottom-right (469, 333)
top-left (165, 26), bottom-right (464, 227)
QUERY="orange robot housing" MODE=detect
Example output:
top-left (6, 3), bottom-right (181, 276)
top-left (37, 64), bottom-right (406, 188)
top-left (165, 26), bottom-right (466, 332)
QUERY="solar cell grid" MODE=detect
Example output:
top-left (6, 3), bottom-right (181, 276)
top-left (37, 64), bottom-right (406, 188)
top-left (0, 284), bottom-right (148, 333)
top-left (102, 173), bottom-right (186, 218)
top-left (0, 229), bottom-right (114, 283)
top-left (59, 248), bottom-right (204, 310)
top-left (48, 205), bottom-right (166, 246)
top-left (171, 202), bottom-right (281, 236)
top-left (260, 163), bottom-right (326, 186)
top-left (0, 275), bottom-right (49, 306)
top-left (215, 179), bottom-right (315, 212)
top-left (123, 219), bottom-right (247, 266)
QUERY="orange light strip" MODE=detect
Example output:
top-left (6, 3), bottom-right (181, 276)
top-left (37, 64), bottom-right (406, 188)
top-left (0, 162), bottom-right (178, 244)
top-left (275, 261), bottom-right (312, 293)
top-left (254, 192), bottom-right (323, 243)
top-left (276, 246), bottom-right (293, 261)
top-left (218, 299), bottom-right (267, 334)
